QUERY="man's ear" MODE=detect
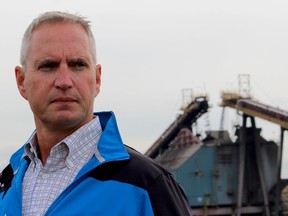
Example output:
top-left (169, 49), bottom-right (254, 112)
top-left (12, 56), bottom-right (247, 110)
top-left (95, 64), bottom-right (101, 97)
top-left (15, 66), bottom-right (28, 100)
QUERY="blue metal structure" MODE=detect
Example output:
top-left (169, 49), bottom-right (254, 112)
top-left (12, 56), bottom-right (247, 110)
top-left (146, 95), bottom-right (288, 215)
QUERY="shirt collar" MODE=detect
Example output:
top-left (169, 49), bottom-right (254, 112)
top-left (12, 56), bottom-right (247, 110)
top-left (24, 131), bottom-right (41, 168)
top-left (24, 116), bottom-right (102, 170)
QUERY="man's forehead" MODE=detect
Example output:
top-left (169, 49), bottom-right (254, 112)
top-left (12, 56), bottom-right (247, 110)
top-left (24, 22), bottom-right (96, 65)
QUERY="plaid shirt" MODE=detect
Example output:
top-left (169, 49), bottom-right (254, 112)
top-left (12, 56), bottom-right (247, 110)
top-left (22, 116), bottom-right (102, 216)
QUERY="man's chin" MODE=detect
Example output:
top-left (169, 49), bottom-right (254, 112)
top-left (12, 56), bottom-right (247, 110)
top-left (48, 114), bottom-right (92, 129)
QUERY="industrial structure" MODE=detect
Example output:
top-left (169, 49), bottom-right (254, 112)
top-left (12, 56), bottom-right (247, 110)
top-left (145, 75), bottom-right (288, 215)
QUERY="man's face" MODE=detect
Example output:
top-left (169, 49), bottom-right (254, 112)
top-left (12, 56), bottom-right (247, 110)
top-left (15, 23), bottom-right (101, 131)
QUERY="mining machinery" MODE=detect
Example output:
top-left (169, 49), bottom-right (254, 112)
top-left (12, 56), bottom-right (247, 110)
top-left (145, 92), bottom-right (288, 215)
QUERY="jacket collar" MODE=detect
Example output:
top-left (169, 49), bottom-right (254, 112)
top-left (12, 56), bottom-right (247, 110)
top-left (9, 111), bottom-right (130, 173)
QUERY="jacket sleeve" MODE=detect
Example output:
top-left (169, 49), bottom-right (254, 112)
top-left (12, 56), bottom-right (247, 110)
top-left (147, 172), bottom-right (193, 216)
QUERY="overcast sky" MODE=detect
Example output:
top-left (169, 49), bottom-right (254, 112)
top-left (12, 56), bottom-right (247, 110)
top-left (0, 0), bottom-right (288, 177)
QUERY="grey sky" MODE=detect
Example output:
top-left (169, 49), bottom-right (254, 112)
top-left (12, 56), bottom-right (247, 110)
top-left (0, 0), bottom-right (288, 177)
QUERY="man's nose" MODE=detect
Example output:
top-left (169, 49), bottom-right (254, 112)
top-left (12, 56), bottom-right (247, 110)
top-left (54, 63), bottom-right (73, 89)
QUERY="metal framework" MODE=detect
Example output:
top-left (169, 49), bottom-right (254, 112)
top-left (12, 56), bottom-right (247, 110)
top-left (220, 92), bottom-right (288, 215)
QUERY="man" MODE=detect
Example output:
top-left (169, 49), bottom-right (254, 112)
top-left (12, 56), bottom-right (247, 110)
top-left (0, 11), bottom-right (192, 215)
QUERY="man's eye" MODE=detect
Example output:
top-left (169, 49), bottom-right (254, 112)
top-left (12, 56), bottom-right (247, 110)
top-left (69, 61), bottom-right (87, 70)
top-left (38, 62), bottom-right (59, 71)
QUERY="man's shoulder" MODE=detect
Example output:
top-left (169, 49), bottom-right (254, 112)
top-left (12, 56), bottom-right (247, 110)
top-left (0, 148), bottom-right (30, 199)
top-left (89, 145), bottom-right (170, 189)
top-left (125, 145), bottom-right (169, 175)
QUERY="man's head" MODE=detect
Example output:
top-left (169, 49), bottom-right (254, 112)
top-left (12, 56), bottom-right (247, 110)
top-left (15, 11), bottom-right (101, 132)
top-left (20, 11), bottom-right (97, 66)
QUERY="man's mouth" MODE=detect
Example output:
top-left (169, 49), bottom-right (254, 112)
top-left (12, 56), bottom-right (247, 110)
top-left (52, 97), bottom-right (77, 103)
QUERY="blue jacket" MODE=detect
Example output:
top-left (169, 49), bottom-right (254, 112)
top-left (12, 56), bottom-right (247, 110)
top-left (0, 112), bottom-right (192, 215)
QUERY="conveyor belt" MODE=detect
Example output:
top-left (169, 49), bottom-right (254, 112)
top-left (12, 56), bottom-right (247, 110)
top-left (145, 96), bottom-right (209, 158)
top-left (220, 93), bottom-right (288, 129)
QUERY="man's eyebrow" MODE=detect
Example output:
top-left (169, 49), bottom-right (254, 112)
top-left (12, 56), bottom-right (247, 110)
top-left (68, 57), bottom-right (88, 62)
top-left (37, 59), bottom-right (60, 65)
